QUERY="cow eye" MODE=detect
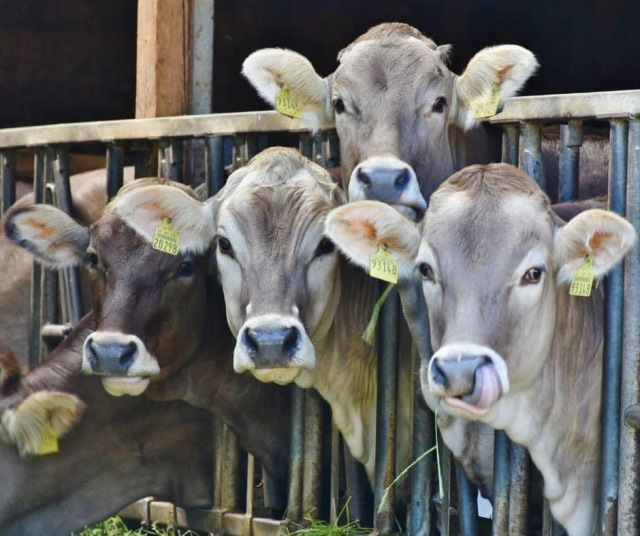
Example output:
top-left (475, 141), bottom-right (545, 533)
top-left (432, 96), bottom-right (447, 113)
top-left (84, 251), bottom-right (99, 269)
top-left (332, 98), bottom-right (346, 114)
top-left (315, 237), bottom-right (335, 257)
top-left (217, 236), bottom-right (233, 257)
top-left (177, 261), bottom-right (195, 278)
top-left (522, 266), bottom-right (545, 285)
top-left (419, 262), bottom-right (435, 282)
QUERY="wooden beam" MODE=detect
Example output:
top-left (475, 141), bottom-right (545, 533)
top-left (136, 0), bottom-right (192, 118)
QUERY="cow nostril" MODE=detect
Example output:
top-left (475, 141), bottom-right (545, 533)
top-left (432, 361), bottom-right (449, 388)
top-left (395, 168), bottom-right (409, 188)
top-left (243, 328), bottom-right (259, 356)
top-left (119, 341), bottom-right (138, 370)
top-left (357, 168), bottom-right (371, 187)
top-left (282, 327), bottom-right (300, 357)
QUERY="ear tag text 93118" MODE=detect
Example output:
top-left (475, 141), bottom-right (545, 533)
top-left (569, 253), bottom-right (595, 297)
top-left (152, 217), bottom-right (179, 256)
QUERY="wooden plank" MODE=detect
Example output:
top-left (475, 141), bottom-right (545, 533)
top-left (136, 0), bottom-right (192, 118)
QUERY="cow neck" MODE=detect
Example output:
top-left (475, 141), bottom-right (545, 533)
top-left (493, 288), bottom-right (604, 535)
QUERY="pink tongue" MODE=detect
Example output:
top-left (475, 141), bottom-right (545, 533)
top-left (445, 363), bottom-right (502, 416)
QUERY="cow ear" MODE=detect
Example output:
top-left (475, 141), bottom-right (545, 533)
top-left (113, 185), bottom-right (216, 254)
top-left (325, 201), bottom-right (420, 277)
top-left (242, 48), bottom-right (333, 131)
top-left (455, 45), bottom-right (538, 130)
top-left (0, 391), bottom-right (85, 456)
top-left (3, 205), bottom-right (89, 268)
top-left (554, 209), bottom-right (637, 284)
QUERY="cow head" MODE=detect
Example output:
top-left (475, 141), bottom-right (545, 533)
top-left (243, 22), bottom-right (537, 220)
top-left (3, 179), bottom-right (214, 397)
top-left (326, 163), bottom-right (636, 420)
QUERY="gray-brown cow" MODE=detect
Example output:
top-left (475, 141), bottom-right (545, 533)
top-left (325, 163), bottom-right (636, 534)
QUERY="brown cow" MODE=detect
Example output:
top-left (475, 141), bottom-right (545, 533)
top-left (325, 163), bottom-right (636, 534)
top-left (0, 321), bottom-right (214, 536)
top-left (3, 178), bottom-right (292, 497)
top-left (243, 22), bottom-right (538, 220)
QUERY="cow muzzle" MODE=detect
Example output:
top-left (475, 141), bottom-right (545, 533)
top-left (82, 331), bottom-right (160, 397)
top-left (349, 156), bottom-right (426, 221)
top-left (425, 344), bottom-right (510, 417)
top-left (234, 314), bottom-right (315, 385)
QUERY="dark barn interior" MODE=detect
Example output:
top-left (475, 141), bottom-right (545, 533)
top-left (0, 0), bottom-right (638, 128)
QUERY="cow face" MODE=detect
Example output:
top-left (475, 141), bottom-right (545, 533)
top-left (3, 179), bottom-right (214, 397)
top-left (326, 163), bottom-right (635, 420)
top-left (243, 23), bottom-right (537, 220)
top-left (214, 148), bottom-right (344, 385)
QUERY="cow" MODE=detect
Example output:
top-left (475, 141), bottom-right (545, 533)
top-left (0, 321), bottom-right (214, 536)
top-left (324, 163), bottom-right (636, 535)
top-left (3, 177), bottom-right (293, 500)
top-left (0, 166), bottom-right (134, 368)
top-left (104, 147), bottom-right (422, 494)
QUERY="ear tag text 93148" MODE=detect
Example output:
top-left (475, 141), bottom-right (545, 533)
top-left (369, 243), bottom-right (398, 284)
top-left (569, 253), bottom-right (595, 297)
top-left (473, 84), bottom-right (500, 119)
top-left (275, 86), bottom-right (302, 119)
top-left (152, 217), bottom-right (179, 256)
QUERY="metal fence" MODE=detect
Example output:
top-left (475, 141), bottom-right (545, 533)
top-left (0, 89), bottom-right (638, 535)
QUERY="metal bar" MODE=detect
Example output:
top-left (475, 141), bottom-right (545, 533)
top-left (53, 148), bottom-right (84, 325)
top-left (374, 287), bottom-right (399, 533)
top-left (131, 141), bottom-right (154, 178)
top-left (520, 123), bottom-right (547, 190)
top-left (502, 124), bottom-right (520, 166)
top-left (1, 149), bottom-right (16, 215)
top-left (492, 431), bottom-right (510, 536)
top-left (299, 134), bottom-right (313, 160)
top-left (245, 454), bottom-right (255, 517)
top-left (342, 441), bottom-right (373, 526)
top-left (508, 443), bottom-right (530, 535)
top-left (617, 117), bottom-right (640, 536)
top-left (558, 120), bottom-right (583, 202)
top-left (302, 390), bottom-right (325, 517)
top-left (219, 424), bottom-right (243, 511)
top-left (204, 135), bottom-right (226, 198)
top-left (106, 144), bottom-right (125, 201)
top-left (598, 118), bottom-right (629, 536)
top-left (287, 386), bottom-right (305, 521)
top-left (327, 131), bottom-right (340, 170)
top-left (330, 424), bottom-right (340, 524)
top-left (439, 441), bottom-right (452, 536)
top-left (245, 134), bottom-right (258, 160)
top-left (42, 183), bottom-right (60, 354)
top-left (158, 139), bottom-right (184, 181)
top-left (455, 462), bottom-right (479, 536)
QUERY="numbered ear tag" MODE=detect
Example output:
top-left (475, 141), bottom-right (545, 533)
top-left (369, 243), bottom-right (398, 284)
top-left (569, 253), bottom-right (595, 297)
top-left (37, 421), bottom-right (59, 455)
top-left (275, 86), bottom-right (302, 119)
top-left (152, 217), bottom-right (179, 256)
top-left (473, 84), bottom-right (500, 119)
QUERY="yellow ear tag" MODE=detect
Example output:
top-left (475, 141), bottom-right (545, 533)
top-left (369, 243), bottom-right (398, 284)
top-left (473, 84), bottom-right (500, 119)
top-left (37, 421), bottom-right (59, 455)
top-left (152, 217), bottom-right (179, 256)
top-left (275, 86), bottom-right (302, 119)
top-left (569, 253), bottom-right (595, 297)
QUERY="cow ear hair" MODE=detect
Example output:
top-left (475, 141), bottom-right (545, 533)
top-left (113, 185), bottom-right (216, 254)
top-left (242, 48), bottom-right (334, 131)
top-left (325, 201), bottom-right (420, 277)
top-left (455, 45), bottom-right (538, 130)
top-left (554, 209), bottom-right (637, 284)
top-left (2, 204), bottom-right (89, 268)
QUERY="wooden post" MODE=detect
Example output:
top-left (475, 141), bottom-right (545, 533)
top-left (136, 0), bottom-right (192, 118)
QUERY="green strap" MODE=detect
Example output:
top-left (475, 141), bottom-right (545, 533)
top-left (362, 282), bottom-right (395, 345)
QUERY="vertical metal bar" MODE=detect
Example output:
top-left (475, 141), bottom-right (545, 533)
top-left (245, 134), bottom-right (258, 160)
top-left (374, 287), bottom-right (399, 533)
top-left (106, 144), bottom-right (125, 201)
top-left (439, 441), bottom-right (452, 536)
top-left (618, 117), bottom-right (640, 536)
top-left (558, 120), bottom-right (583, 202)
top-left (598, 119), bottom-right (628, 536)
top-left (508, 443), bottom-right (530, 535)
top-left (408, 387), bottom-right (433, 534)
top-left (299, 134), bottom-right (313, 160)
top-left (455, 463), bottom-right (479, 536)
top-left (132, 141), bottom-right (154, 178)
top-left (327, 130), bottom-right (341, 171)
top-left (245, 454), bottom-right (255, 517)
top-left (492, 431), bottom-right (510, 536)
top-left (520, 123), bottom-right (547, 189)
top-left (302, 390), bottom-right (324, 517)
top-left (42, 183), bottom-right (60, 354)
top-left (213, 416), bottom-right (224, 508)
top-left (205, 136), bottom-right (226, 198)
top-left (53, 148), bottom-right (83, 325)
top-left (220, 425), bottom-right (243, 510)
top-left (343, 442), bottom-right (373, 525)
top-left (287, 386), bottom-right (305, 521)
top-left (502, 123), bottom-right (520, 166)
top-left (1, 150), bottom-right (17, 216)
top-left (330, 424), bottom-right (340, 524)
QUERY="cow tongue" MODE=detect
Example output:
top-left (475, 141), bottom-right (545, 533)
top-left (445, 363), bottom-right (502, 416)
